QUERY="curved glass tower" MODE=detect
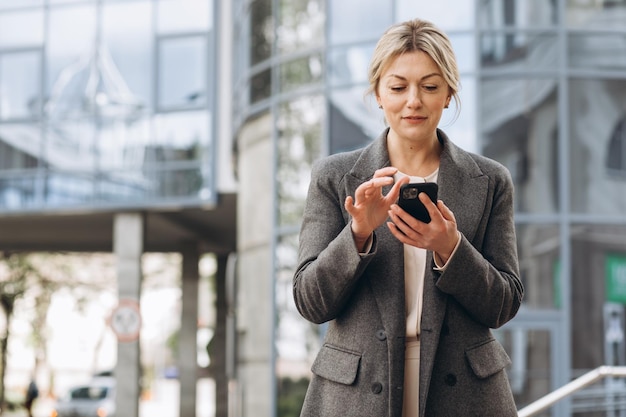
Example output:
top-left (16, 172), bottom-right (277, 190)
top-left (233, 0), bottom-right (626, 416)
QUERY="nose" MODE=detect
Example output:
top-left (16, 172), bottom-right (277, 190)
top-left (407, 87), bottom-right (422, 108)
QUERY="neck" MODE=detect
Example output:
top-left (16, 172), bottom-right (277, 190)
top-left (387, 131), bottom-right (441, 177)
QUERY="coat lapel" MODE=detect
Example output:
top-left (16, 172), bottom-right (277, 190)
top-left (419, 130), bottom-right (490, 411)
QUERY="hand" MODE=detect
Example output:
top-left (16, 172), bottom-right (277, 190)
top-left (386, 193), bottom-right (460, 263)
top-left (345, 167), bottom-right (409, 249)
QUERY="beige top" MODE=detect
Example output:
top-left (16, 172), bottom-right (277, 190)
top-left (394, 169), bottom-right (439, 338)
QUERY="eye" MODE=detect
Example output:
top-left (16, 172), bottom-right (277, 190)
top-left (390, 85), bottom-right (406, 92)
top-left (423, 85), bottom-right (439, 92)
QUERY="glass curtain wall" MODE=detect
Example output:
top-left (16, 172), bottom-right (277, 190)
top-left (232, 0), bottom-right (626, 415)
top-left (0, 0), bottom-right (216, 212)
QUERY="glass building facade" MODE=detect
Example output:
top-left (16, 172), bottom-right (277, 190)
top-left (0, 0), bottom-right (217, 212)
top-left (233, 0), bottom-right (626, 416)
top-left (2, 0), bottom-right (626, 416)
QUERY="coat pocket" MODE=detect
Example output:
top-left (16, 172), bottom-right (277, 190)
top-left (465, 338), bottom-right (512, 379)
top-left (311, 344), bottom-right (361, 385)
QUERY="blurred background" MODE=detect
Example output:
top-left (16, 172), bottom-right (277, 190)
top-left (0, 0), bottom-right (625, 416)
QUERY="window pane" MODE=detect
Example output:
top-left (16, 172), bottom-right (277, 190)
top-left (328, 0), bottom-right (392, 44)
top-left (0, 9), bottom-right (44, 47)
top-left (275, 233), bottom-right (319, 413)
top-left (0, 0), bottom-right (43, 9)
top-left (569, 78), bottom-right (626, 215)
top-left (329, 87), bottom-right (382, 154)
top-left (327, 45), bottom-right (374, 86)
top-left (567, 0), bottom-right (626, 28)
top-left (158, 36), bottom-right (207, 110)
top-left (397, 0), bottom-right (474, 30)
top-left (277, 96), bottom-right (323, 227)
top-left (441, 77), bottom-right (477, 154)
top-left (0, 51), bottom-right (41, 120)
top-left (481, 78), bottom-right (559, 213)
top-left (102, 1), bottom-right (152, 112)
top-left (569, 33), bottom-right (626, 71)
top-left (449, 34), bottom-right (476, 73)
top-left (481, 34), bottom-right (558, 71)
top-left (480, 0), bottom-right (558, 28)
top-left (46, 5), bottom-right (97, 101)
top-left (517, 224), bottom-right (561, 309)
top-left (250, 69), bottom-right (271, 104)
top-left (250, 0), bottom-right (273, 65)
top-left (571, 224), bottom-right (626, 371)
top-left (157, 0), bottom-right (211, 34)
top-left (278, 54), bottom-right (323, 93)
top-left (151, 111), bottom-right (210, 161)
top-left (0, 170), bottom-right (38, 209)
top-left (277, 0), bottom-right (324, 54)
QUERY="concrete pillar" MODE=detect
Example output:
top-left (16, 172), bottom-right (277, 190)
top-left (237, 113), bottom-right (274, 417)
top-left (113, 213), bottom-right (144, 417)
top-left (179, 242), bottom-right (200, 417)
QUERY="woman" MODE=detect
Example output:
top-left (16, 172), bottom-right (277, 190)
top-left (293, 18), bottom-right (523, 417)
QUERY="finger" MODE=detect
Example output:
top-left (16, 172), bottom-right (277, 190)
top-left (372, 166), bottom-right (399, 178)
top-left (388, 205), bottom-right (421, 238)
top-left (419, 192), bottom-right (441, 221)
top-left (437, 200), bottom-right (456, 223)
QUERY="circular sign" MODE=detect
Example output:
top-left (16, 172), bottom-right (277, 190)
top-left (109, 298), bottom-right (142, 342)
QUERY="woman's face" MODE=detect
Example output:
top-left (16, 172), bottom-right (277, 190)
top-left (376, 50), bottom-right (450, 145)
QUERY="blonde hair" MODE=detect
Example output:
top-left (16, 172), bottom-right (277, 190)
top-left (367, 18), bottom-right (461, 118)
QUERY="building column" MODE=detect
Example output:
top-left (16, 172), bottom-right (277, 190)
top-left (179, 242), bottom-right (199, 417)
top-left (113, 213), bottom-right (144, 417)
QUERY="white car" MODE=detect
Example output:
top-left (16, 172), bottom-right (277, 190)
top-left (50, 378), bottom-right (115, 417)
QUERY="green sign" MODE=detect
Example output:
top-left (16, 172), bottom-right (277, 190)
top-left (606, 254), bottom-right (626, 304)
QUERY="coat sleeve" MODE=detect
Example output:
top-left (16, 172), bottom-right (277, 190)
top-left (292, 158), bottom-right (375, 324)
top-left (435, 164), bottom-right (523, 329)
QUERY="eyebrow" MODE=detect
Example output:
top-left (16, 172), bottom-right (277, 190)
top-left (386, 72), bottom-right (443, 82)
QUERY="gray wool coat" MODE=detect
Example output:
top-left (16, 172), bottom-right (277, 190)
top-left (293, 128), bottom-right (524, 417)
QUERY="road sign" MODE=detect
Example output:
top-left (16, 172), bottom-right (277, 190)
top-left (109, 298), bottom-right (142, 342)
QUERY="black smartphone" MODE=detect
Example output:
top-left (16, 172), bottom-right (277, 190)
top-left (398, 182), bottom-right (438, 223)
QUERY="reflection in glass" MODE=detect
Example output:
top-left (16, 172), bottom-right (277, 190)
top-left (569, 78), bottom-right (626, 215)
top-left (0, 9), bottom-right (44, 47)
top-left (569, 33), bottom-right (626, 71)
top-left (396, 0), bottom-right (474, 30)
top-left (327, 45), bottom-right (374, 86)
top-left (499, 328), bottom-right (552, 410)
top-left (481, 78), bottom-right (559, 213)
top-left (102, 1), bottom-right (153, 109)
top-left (250, 0), bottom-right (273, 66)
top-left (46, 5), bottom-right (96, 98)
top-left (567, 0), bottom-right (626, 28)
top-left (277, 96), bottom-right (323, 227)
top-left (275, 233), bottom-right (319, 414)
top-left (277, 0), bottom-right (324, 54)
top-left (570, 224), bottom-right (626, 371)
top-left (328, 0), bottom-right (391, 44)
top-left (481, 34), bottom-right (558, 70)
top-left (251, 69), bottom-right (272, 104)
top-left (279, 54), bottom-right (323, 93)
top-left (158, 36), bottom-right (207, 110)
top-left (0, 51), bottom-right (41, 120)
top-left (448, 34), bottom-right (476, 73)
top-left (480, 0), bottom-right (557, 28)
top-left (329, 88), bottom-right (382, 154)
top-left (157, 0), bottom-right (211, 34)
top-left (517, 224), bottom-right (561, 309)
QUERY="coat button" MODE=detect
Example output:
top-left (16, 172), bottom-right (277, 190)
top-left (371, 382), bottom-right (383, 394)
top-left (444, 373), bottom-right (457, 386)
top-left (375, 329), bottom-right (387, 341)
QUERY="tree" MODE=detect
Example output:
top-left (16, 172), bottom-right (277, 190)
top-left (0, 252), bottom-right (40, 410)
